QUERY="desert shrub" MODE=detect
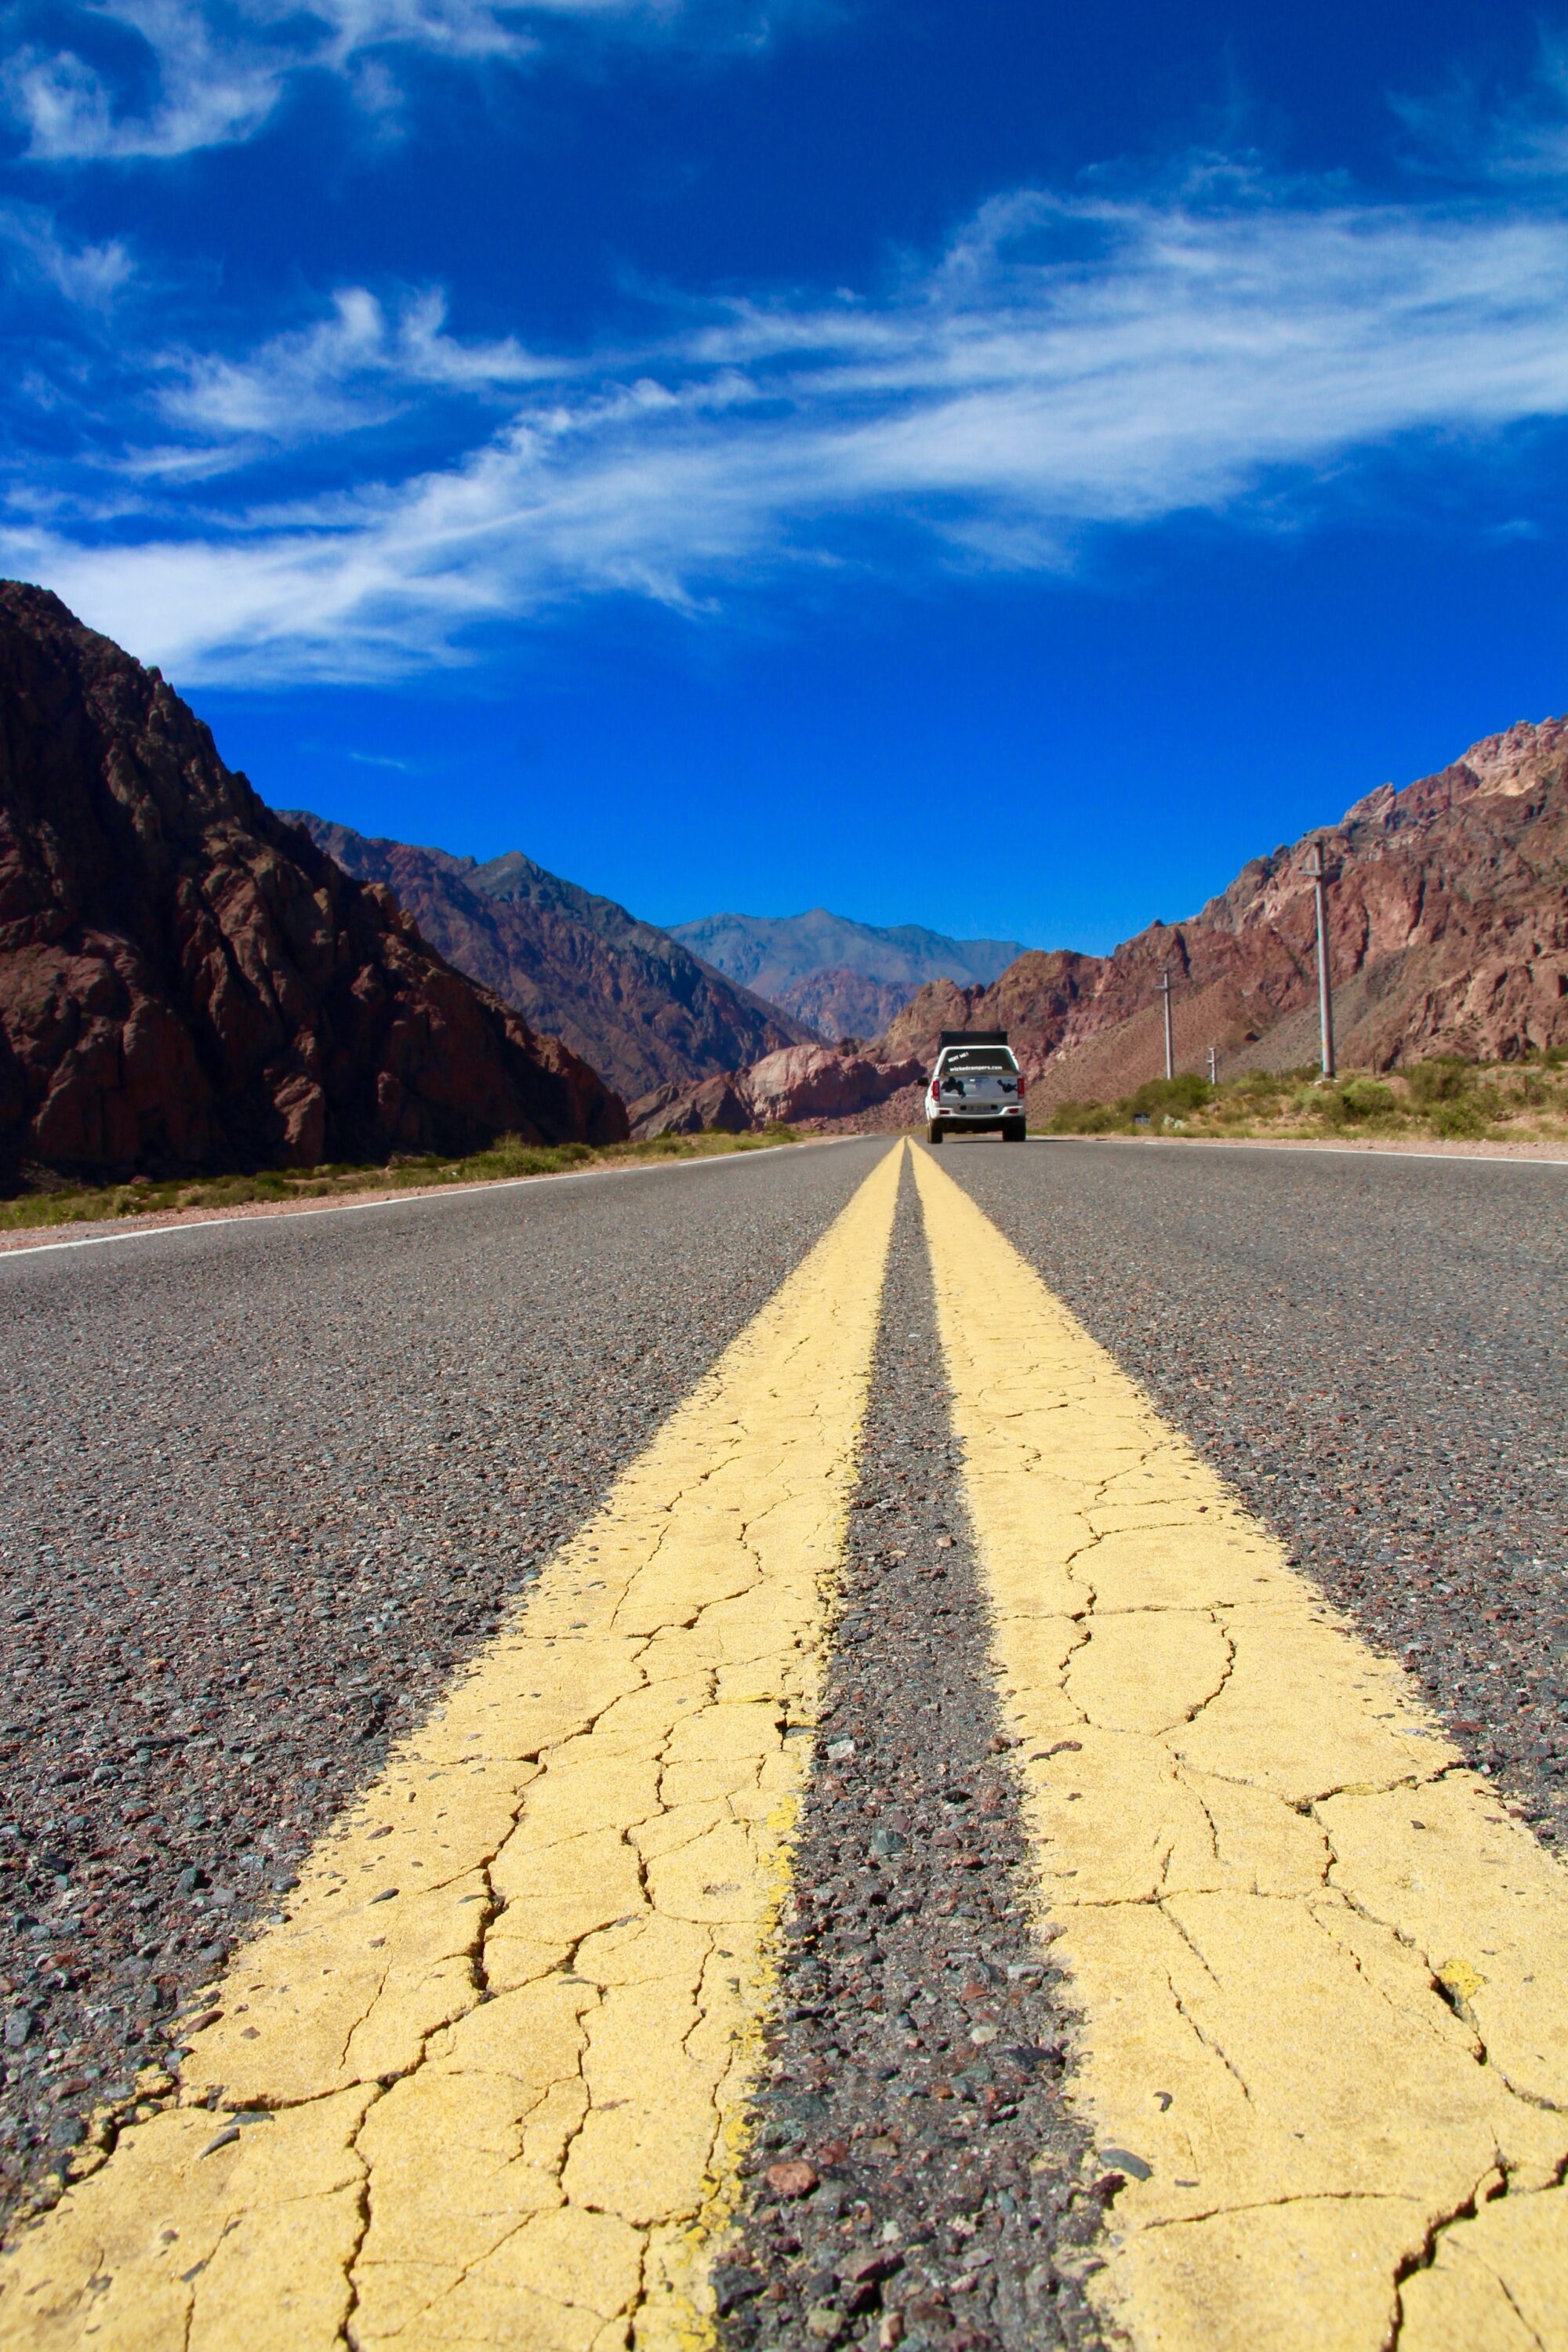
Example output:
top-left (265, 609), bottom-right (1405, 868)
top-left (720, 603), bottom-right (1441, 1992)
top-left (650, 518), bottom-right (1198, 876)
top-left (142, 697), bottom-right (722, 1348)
top-left (1340, 1077), bottom-right (1396, 1120)
top-left (1309, 1078), bottom-right (1398, 1127)
top-left (1404, 1057), bottom-right (1472, 1108)
top-left (1046, 1099), bottom-right (1122, 1134)
top-left (738, 1123), bottom-right (799, 1147)
top-left (0, 1189), bottom-right (91, 1229)
top-left (1127, 1073), bottom-right (1211, 1120)
top-left (1430, 1096), bottom-right (1490, 1140)
top-left (448, 1136), bottom-right (597, 1181)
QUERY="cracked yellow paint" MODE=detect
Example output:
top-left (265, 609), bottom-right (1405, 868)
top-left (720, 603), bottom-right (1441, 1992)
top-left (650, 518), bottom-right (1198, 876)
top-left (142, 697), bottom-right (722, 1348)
top-left (1, 1142), bottom-right (902, 2352)
top-left (911, 1145), bottom-right (1568, 2352)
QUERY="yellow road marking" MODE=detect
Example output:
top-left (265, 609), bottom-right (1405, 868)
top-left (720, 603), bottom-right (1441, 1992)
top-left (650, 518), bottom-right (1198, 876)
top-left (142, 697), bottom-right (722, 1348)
top-left (911, 1145), bottom-right (1568, 2352)
top-left (2, 1143), bottom-right (902, 2352)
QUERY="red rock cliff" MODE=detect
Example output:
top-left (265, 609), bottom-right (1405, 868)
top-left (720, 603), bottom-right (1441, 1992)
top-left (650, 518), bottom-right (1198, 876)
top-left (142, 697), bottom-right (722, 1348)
top-left (878, 724), bottom-right (1568, 1093)
top-left (0, 584), bottom-right (626, 1181)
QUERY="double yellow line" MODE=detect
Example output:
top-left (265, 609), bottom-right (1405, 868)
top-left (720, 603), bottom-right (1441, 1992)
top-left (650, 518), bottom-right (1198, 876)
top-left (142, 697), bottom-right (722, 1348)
top-left (5, 1143), bottom-right (1566, 2351)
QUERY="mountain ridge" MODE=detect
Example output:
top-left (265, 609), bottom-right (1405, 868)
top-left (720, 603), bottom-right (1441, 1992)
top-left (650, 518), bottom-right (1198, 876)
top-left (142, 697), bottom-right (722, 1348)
top-left (0, 586), bottom-right (626, 1182)
top-left (876, 719), bottom-right (1568, 1095)
top-left (289, 817), bottom-right (815, 1103)
top-left (670, 907), bottom-right (1023, 1041)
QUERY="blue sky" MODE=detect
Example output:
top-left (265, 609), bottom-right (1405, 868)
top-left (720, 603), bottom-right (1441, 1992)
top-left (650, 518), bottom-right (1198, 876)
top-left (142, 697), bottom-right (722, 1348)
top-left (5, 0), bottom-right (1568, 947)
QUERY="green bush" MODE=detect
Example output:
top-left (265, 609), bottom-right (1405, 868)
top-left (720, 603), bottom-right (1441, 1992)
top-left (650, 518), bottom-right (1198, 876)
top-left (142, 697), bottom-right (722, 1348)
top-left (1127, 1073), bottom-right (1211, 1119)
top-left (1404, 1057), bottom-right (1471, 1108)
top-left (1430, 1095), bottom-right (1492, 1140)
top-left (1339, 1077), bottom-right (1397, 1120)
top-left (735, 1123), bottom-right (800, 1149)
top-left (1045, 1099), bottom-right (1123, 1135)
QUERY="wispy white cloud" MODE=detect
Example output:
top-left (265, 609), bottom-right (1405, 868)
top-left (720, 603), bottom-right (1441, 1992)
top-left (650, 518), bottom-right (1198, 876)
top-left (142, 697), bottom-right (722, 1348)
top-left (9, 180), bottom-right (1568, 681)
top-left (151, 285), bottom-right (557, 446)
top-left (0, 200), bottom-right (133, 307)
top-left (5, 0), bottom-right (804, 162)
top-left (8, 0), bottom-right (289, 162)
top-left (1393, 27), bottom-right (1568, 186)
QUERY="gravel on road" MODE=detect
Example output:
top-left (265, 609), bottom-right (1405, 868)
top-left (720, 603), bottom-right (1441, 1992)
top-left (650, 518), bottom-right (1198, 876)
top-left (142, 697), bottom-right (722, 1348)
top-left (8, 1126), bottom-right (1563, 2312)
top-left (0, 1140), bottom-right (883, 2227)
top-left (720, 1162), bottom-right (1105, 2352)
top-left (949, 1137), bottom-right (1568, 1849)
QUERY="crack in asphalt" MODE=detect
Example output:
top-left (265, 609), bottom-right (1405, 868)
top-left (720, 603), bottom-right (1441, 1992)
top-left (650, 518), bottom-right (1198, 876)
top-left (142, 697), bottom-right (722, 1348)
top-left (714, 1163), bottom-right (1106, 2352)
top-left (911, 1142), bottom-right (1568, 2351)
top-left (952, 1143), bottom-right (1568, 1853)
top-left (0, 1142), bottom-right (884, 2232)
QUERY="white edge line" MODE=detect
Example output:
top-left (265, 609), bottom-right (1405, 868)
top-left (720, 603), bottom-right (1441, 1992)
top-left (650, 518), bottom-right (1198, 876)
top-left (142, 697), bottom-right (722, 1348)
top-left (0, 1134), bottom-right (877, 1263)
top-left (1026, 1134), bottom-right (1568, 1171)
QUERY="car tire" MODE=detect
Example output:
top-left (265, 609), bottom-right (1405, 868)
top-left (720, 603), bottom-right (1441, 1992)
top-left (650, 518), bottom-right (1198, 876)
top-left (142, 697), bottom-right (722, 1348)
top-left (1004, 1121), bottom-right (1025, 1142)
top-left (927, 1122), bottom-right (944, 1145)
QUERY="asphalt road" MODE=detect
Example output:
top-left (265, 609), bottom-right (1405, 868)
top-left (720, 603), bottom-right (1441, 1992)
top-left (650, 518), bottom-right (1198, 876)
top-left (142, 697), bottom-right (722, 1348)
top-left (720, 1168), bottom-right (1104, 2352)
top-left (0, 1140), bottom-right (884, 2223)
top-left (952, 1138), bottom-right (1568, 1849)
top-left (2, 1132), bottom-right (1564, 2344)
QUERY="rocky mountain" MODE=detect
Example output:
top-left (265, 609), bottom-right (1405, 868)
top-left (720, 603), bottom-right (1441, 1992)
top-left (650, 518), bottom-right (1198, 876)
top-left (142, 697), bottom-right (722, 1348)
top-left (878, 720), bottom-right (1568, 1098)
top-left (628, 1043), bottom-right (924, 1139)
top-left (291, 819), bottom-right (815, 1103)
top-left (670, 909), bottom-right (1024, 1041)
top-left (0, 585), bottom-right (626, 1184)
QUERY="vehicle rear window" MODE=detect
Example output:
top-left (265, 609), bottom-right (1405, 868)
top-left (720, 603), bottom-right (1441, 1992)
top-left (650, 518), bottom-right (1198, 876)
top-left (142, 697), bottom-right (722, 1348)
top-left (942, 1049), bottom-right (1016, 1072)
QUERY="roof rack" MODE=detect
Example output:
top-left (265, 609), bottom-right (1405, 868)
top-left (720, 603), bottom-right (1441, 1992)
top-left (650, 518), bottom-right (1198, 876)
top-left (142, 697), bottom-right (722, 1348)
top-left (939, 1029), bottom-right (1009, 1046)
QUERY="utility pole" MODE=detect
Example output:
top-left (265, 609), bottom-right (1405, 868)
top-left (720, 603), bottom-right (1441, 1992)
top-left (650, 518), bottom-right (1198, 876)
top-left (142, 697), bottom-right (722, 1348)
top-left (1304, 843), bottom-right (1338, 1080)
top-left (1159, 967), bottom-right (1174, 1083)
top-left (1207, 1044), bottom-right (1217, 1087)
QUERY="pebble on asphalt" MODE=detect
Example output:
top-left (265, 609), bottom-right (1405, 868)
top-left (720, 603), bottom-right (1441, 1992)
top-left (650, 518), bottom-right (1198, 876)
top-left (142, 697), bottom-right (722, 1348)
top-left (718, 1167), bottom-right (1103, 2352)
top-left (0, 1145), bottom-right (882, 2226)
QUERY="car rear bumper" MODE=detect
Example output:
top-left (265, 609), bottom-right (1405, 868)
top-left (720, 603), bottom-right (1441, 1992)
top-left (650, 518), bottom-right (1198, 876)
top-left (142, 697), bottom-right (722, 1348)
top-left (931, 1112), bottom-right (1026, 1132)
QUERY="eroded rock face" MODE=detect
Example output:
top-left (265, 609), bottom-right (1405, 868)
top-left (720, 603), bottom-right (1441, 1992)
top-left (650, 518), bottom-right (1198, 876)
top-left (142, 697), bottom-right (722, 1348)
top-left (0, 584), bottom-right (626, 1181)
top-left (877, 724), bottom-right (1568, 1092)
top-left (627, 1074), bottom-right (754, 1139)
top-left (739, 964), bottom-right (917, 1044)
top-left (626, 1044), bottom-right (924, 1138)
top-left (742, 1044), bottom-right (925, 1123)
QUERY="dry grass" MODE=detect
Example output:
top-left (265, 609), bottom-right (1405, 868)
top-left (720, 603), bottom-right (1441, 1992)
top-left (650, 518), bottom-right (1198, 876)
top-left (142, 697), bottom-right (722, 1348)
top-left (0, 1124), bottom-right (804, 1235)
top-left (1040, 1054), bottom-right (1568, 1146)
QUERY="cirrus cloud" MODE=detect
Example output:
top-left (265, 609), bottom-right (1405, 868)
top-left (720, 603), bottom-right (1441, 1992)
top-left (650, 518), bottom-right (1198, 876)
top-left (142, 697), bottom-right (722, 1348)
top-left (4, 0), bottom-right (814, 162)
top-left (9, 180), bottom-right (1568, 681)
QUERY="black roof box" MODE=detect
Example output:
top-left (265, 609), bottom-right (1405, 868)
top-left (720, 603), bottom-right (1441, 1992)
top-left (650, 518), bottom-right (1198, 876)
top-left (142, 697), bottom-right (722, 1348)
top-left (940, 1029), bottom-right (1009, 1046)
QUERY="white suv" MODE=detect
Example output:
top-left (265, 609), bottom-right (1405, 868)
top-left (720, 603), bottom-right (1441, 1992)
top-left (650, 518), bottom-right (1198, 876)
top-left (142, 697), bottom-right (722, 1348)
top-left (925, 1031), bottom-right (1026, 1143)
